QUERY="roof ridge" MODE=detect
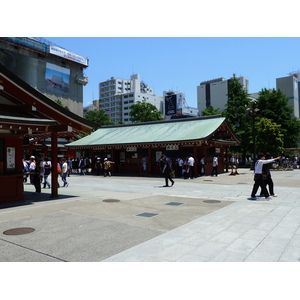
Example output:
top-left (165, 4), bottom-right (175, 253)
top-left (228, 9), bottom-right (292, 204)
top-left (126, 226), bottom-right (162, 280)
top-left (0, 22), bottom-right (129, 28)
top-left (101, 115), bottom-right (224, 129)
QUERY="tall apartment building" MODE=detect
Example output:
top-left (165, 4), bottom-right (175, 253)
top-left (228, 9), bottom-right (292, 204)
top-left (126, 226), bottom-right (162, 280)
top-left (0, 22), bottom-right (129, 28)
top-left (276, 74), bottom-right (299, 118)
top-left (197, 76), bottom-right (249, 115)
top-left (98, 74), bottom-right (163, 124)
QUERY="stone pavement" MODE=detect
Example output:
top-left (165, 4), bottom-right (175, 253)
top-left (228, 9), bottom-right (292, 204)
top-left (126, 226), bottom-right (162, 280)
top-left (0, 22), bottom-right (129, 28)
top-left (1, 168), bottom-right (300, 262)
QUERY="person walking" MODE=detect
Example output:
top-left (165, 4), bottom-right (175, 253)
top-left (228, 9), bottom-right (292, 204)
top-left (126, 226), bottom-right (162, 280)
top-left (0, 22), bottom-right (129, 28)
top-left (61, 158), bottom-right (69, 187)
top-left (103, 158), bottom-right (114, 177)
top-left (23, 158), bottom-right (30, 183)
top-left (260, 154), bottom-right (277, 197)
top-left (78, 157), bottom-right (86, 175)
top-left (187, 154), bottom-right (195, 179)
top-left (162, 154), bottom-right (174, 187)
top-left (43, 158), bottom-right (51, 189)
top-left (211, 155), bottom-right (218, 177)
top-left (250, 153), bottom-right (280, 200)
top-left (95, 157), bottom-right (102, 176)
top-left (29, 155), bottom-right (36, 184)
top-left (199, 155), bottom-right (206, 176)
top-left (32, 154), bottom-right (43, 194)
top-left (67, 158), bottom-right (72, 177)
top-left (176, 157), bottom-right (183, 178)
top-left (142, 156), bottom-right (148, 175)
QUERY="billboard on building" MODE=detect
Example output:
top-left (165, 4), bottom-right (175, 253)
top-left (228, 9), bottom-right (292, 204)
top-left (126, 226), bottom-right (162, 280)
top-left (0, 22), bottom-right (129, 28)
top-left (49, 45), bottom-right (88, 66)
top-left (165, 94), bottom-right (176, 115)
top-left (165, 94), bottom-right (183, 115)
top-left (45, 63), bottom-right (70, 95)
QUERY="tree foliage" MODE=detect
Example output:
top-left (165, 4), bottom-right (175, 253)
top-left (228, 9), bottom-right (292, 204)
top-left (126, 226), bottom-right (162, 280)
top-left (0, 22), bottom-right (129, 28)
top-left (85, 109), bottom-right (114, 128)
top-left (257, 89), bottom-right (300, 148)
top-left (129, 101), bottom-right (163, 123)
top-left (256, 117), bottom-right (284, 156)
top-left (223, 78), bottom-right (300, 159)
top-left (201, 105), bottom-right (220, 116)
top-left (222, 75), bottom-right (252, 156)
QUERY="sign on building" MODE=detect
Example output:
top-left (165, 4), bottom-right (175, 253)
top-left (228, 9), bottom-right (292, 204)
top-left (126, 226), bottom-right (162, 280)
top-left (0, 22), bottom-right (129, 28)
top-left (165, 94), bottom-right (183, 115)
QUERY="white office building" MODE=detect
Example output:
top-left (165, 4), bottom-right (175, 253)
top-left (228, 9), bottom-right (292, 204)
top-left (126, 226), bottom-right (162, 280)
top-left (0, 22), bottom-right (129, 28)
top-left (97, 74), bottom-right (163, 124)
top-left (197, 76), bottom-right (249, 115)
top-left (276, 74), bottom-right (299, 118)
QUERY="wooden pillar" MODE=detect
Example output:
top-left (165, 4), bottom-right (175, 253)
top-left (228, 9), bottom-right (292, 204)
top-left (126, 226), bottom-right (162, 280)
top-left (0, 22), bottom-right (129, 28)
top-left (51, 131), bottom-right (58, 198)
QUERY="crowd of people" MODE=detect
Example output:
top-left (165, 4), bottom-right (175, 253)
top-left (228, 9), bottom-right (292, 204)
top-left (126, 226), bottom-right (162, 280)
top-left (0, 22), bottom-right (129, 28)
top-left (22, 152), bottom-right (297, 198)
top-left (171, 154), bottom-right (219, 179)
top-left (23, 155), bottom-right (73, 194)
top-left (22, 155), bottom-right (117, 194)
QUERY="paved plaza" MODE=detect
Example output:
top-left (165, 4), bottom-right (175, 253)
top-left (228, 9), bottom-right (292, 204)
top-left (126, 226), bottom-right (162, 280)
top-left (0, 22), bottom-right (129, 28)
top-left (1, 168), bottom-right (300, 262)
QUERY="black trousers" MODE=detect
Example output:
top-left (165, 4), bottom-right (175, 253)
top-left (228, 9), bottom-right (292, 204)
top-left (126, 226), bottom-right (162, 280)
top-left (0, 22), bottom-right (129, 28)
top-left (189, 166), bottom-right (194, 178)
top-left (164, 171), bottom-right (174, 186)
top-left (33, 173), bottom-right (41, 193)
top-left (251, 174), bottom-right (269, 198)
top-left (211, 166), bottom-right (218, 176)
top-left (260, 175), bottom-right (274, 196)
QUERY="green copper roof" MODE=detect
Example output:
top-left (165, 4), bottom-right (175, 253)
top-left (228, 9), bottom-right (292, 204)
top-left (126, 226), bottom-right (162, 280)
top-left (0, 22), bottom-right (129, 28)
top-left (66, 116), bottom-right (228, 147)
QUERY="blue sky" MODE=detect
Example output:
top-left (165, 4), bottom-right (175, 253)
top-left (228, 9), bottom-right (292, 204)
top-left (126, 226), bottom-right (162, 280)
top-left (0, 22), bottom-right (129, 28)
top-left (46, 37), bottom-right (300, 109)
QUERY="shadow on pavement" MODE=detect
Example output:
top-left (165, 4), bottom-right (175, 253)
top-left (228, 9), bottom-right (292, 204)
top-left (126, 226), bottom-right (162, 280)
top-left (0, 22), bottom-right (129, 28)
top-left (0, 191), bottom-right (78, 210)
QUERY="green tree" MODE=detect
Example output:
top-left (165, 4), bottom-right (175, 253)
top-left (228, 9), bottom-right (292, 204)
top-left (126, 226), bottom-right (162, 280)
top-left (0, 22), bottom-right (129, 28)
top-left (257, 88), bottom-right (300, 148)
top-left (222, 75), bottom-right (252, 158)
top-left (129, 101), bottom-right (163, 123)
top-left (256, 117), bottom-right (284, 156)
top-left (201, 105), bottom-right (220, 116)
top-left (85, 109), bottom-right (114, 128)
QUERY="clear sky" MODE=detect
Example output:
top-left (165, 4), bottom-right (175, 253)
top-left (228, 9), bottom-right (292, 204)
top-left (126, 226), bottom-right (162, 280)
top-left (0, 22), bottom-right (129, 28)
top-left (3, 2), bottom-right (300, 111)
top-left (45, 37), bottom-right (300, 109)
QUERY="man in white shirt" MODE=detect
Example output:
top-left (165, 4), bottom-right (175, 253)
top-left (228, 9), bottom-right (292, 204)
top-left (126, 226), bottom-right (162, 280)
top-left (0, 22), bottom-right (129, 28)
top-left (250, 153), bottom-right (280, 200)
top-left (211, 156), bottom-right (218, 177)
top-left (187, 154), bottom-right (195, 179)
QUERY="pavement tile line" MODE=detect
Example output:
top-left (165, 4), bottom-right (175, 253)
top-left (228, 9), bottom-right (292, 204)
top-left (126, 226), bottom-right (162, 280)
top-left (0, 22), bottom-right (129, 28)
top-left (0, 237), bottom-right (68, 262)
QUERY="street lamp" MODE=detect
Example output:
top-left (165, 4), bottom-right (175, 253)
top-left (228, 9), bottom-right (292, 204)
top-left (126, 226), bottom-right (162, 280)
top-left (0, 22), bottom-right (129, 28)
top-left (246, 98), bottom-right (260, 169)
